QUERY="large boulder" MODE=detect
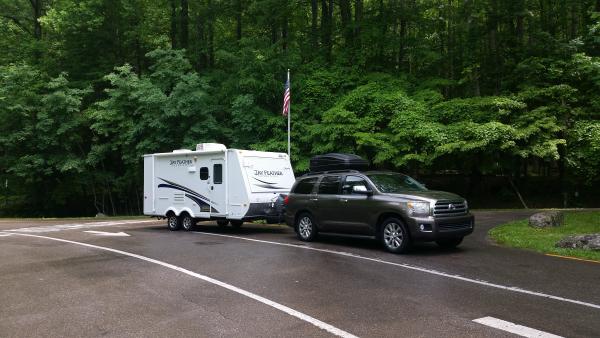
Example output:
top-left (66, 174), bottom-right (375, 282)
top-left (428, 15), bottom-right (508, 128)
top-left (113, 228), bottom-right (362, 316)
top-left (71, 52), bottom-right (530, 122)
top-left (529, 211), bottom-right (564, 229)
top-left (556, 234), bottom-right (600, 251)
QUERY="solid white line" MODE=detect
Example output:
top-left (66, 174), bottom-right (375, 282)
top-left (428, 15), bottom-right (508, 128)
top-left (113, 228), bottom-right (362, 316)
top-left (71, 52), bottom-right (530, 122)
top-left (6, 220), bottom-right (157, 234)
top-left (473, 316), bottom-right (564, 338)
top-left (194, 231), bottom-right (600, 311)
top-left (6, 232), bottom-right (358, 338)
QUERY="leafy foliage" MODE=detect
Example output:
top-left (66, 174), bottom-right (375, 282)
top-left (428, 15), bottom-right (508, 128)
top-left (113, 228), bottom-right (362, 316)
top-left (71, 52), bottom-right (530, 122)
top-left (1, 0), bottom-right (600, 215)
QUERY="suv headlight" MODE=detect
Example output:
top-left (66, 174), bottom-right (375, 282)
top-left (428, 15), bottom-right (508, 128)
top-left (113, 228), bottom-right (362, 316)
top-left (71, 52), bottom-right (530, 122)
top-left (407, 201), bottom-right (431, 217)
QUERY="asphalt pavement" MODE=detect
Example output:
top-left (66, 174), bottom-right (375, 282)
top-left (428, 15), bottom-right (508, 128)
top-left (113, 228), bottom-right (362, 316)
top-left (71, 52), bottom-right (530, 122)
top-left (0, 211), bottom-right (598, 337)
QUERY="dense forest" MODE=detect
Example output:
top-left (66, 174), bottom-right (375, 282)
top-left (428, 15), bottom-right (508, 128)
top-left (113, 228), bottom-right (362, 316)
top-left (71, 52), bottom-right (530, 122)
top-left (1, 0), bottom-right (600, 216)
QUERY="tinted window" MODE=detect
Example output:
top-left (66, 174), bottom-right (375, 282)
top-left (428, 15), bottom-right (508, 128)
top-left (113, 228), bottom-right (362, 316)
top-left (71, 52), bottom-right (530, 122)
top-left (213, 164), bottom-right (222, 184)
top-left (293, 177), bottom-right (319, 194)
top-left (342, 176), bottom-right (368, 195)
top-left (199, 167), bottom-right (209, 180)
top-left (318, 176), bottom-right (341, 195)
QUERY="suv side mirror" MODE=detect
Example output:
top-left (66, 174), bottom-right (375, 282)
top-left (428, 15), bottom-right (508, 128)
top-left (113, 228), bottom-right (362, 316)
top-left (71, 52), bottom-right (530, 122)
top-left (352, 185), bottom-right (373, 195)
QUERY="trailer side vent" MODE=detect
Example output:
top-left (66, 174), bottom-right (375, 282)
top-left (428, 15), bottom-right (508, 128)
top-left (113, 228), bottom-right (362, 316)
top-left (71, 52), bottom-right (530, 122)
top-left (174, 193), bottom-right (184, 203)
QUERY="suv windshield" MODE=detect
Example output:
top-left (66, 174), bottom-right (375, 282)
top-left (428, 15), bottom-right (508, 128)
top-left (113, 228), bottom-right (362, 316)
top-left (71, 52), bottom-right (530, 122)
top-left (366, 173), bottom-right (427, 193)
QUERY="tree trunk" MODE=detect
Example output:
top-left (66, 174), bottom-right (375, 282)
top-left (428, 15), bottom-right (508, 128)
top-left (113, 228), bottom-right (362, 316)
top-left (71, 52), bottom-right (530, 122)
top-left (320, 0), bottom-right (332, 61)
top-left (207, 0), bottom-right (214, 67)
top-left (180, 0), bottom-right (189, 49)
top-left (32, 0), bottom-right (42, 40)
top-left (236, 0), bottom-right (242, 40)
top-left (282, 16), bottom-right (288, 52)
top-left (488, 0), bottom-right (501, 94)
top-left (170, 0), bottom-right (178, 48)
top-left (377, 0), bottom-right (386, 65)
top-left (196, 13), bottom-right (207, 69)
top-left (311, 0), bottom-right (318, 49)
top-left (397, 2), bottom-right (406, 71)
top-left (339, 0), bottom-right (352, 47)
top-left (354, 0), bottom-right (363, 49)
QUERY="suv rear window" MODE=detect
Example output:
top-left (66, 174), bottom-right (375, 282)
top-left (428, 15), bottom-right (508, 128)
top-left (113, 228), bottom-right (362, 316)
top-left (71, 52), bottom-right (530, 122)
top-left (293, 177), bottom-right (319, 194)
top-left (318, 176), bottom-right (341, 195)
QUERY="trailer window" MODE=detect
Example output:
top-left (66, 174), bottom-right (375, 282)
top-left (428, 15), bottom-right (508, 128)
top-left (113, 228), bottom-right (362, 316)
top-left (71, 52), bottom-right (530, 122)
top-left (199, 167), bottom-right (209, 180)
top-left (213, 164), bottom-right (222, 184)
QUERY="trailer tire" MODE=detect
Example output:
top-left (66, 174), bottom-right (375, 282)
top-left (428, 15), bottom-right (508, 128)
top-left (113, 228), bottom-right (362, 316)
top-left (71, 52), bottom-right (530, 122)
top-left (167, 214), bottom-right (181, 231)
top-left (230, 220), bottom-right (243, 228)
top-left (181, 214), bottom-right (195, 231)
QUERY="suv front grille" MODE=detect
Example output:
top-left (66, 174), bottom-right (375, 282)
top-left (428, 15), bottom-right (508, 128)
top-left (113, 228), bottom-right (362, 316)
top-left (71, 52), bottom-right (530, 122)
top-left (434, 200), bottom-right (467, 217)
top-left (438, 222), bottom-right (472, 232)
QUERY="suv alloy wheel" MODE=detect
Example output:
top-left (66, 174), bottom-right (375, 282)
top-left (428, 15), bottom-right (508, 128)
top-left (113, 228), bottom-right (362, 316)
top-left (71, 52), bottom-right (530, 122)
top-left (380, 217), bottom-right (411, 253)
top-left (296, 213), bottom-right (317, 241)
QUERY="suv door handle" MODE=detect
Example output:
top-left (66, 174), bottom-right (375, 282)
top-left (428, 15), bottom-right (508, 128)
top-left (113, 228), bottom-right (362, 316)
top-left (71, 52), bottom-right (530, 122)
top-left (310, 198), bottom-right (318, 201)
top-left (340, 199), bottom-right (348, 202)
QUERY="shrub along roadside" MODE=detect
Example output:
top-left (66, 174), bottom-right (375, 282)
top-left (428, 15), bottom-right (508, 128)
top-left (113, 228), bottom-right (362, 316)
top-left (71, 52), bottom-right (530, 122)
top-left (489, 211), bottom-right (600, 262)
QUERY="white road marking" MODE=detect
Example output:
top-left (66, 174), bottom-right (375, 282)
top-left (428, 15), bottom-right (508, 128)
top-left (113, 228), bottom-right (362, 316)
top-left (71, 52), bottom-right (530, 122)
top-left (473, 316), bottom-right (564, 338)
top-left (5, 232), bottom-right (358, 338)
top-left (84, 231), bottom-right (130, 237)
top-left (194, 231), bottom-right (600, 311)
top-left (0, 233), bottom-right (13, 237)
top-left (6, 220), bottom-right (156, 234)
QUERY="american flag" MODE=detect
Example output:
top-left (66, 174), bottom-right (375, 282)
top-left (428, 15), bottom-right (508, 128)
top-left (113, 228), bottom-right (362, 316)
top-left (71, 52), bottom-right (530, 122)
top-left (282, 72), bottom-right (291, 116)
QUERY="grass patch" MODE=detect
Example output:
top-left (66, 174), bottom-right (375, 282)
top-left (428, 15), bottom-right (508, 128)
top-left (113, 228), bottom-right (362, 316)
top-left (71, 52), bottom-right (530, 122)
top-left (489, 211), bottom-right (600, 261)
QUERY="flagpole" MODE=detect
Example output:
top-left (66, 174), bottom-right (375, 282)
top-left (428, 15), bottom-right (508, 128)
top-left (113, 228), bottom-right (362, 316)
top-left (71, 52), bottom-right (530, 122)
top-left (287, 69), bottom-right (291, 158)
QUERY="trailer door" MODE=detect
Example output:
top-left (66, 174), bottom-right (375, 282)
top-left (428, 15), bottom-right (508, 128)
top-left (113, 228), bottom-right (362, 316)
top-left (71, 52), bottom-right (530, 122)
top-left (209, 159), bottom-right (227, 216)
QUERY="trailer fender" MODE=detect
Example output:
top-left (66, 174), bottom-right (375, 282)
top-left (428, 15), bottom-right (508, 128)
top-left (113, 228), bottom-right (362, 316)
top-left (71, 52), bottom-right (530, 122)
top-left (179, 207), bottom-right (196, 219)
top-left (164, 207), bottom-right (180, 218)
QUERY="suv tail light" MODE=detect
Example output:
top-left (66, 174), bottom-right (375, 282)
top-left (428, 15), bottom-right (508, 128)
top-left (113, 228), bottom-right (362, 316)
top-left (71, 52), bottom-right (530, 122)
top-left (283, 195), bottom-right (290, 205)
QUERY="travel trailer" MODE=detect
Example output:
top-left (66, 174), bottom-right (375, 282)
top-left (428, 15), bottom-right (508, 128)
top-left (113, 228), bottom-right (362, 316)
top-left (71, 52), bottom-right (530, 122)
top-left (143, 143), bottom-right (295, 230)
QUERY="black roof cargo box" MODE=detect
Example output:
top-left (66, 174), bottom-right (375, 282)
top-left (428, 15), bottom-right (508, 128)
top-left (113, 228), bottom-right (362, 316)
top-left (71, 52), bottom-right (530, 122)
top-left (309, 153), bottom-right (369, 173)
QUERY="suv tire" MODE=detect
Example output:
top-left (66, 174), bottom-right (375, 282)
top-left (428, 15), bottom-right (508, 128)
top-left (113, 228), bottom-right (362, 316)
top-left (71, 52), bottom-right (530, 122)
top-left (167, 214), bottom-right (181, 231)
top-left (436, 237), bottom-right (463, 249)
top-left (296, 213), bottom-right (317, 241)
top-left (380, 217), bottom-right (411, 253)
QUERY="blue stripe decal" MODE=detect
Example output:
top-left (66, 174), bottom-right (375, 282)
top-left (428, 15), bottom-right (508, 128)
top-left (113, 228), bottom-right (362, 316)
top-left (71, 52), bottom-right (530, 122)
top-left (157, 178), bottom-right (219, 213)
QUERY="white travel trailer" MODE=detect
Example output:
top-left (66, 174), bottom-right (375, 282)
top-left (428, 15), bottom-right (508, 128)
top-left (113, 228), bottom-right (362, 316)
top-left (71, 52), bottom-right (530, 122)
top-left (143, 143), bottom-right (295, 230)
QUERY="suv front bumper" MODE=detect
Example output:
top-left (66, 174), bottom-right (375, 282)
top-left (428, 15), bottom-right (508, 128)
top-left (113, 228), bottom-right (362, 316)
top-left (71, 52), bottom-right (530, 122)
top-left (407, 213), bottom-right (475, 241)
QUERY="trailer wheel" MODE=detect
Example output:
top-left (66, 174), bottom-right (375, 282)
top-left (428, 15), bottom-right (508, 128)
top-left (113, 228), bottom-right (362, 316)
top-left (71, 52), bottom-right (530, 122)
top-left (217, 220), bottom-right (229, 227)
top-left (181, 214), bottom-right (195, 231)
top-left (167, 214), bottom-right (181, 231)
top-left (230, 220), bottom-right (243, 228)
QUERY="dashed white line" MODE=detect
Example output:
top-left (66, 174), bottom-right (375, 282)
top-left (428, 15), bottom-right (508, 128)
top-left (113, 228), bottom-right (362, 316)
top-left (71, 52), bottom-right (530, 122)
top-left (84, 230), bottom-right (131, 237)
top-left (473, 316), bottom-right (564, 338)
top-left (194, 231), bottom-right (600, 311)
top-left (5, 232), bottom-right (358, 338)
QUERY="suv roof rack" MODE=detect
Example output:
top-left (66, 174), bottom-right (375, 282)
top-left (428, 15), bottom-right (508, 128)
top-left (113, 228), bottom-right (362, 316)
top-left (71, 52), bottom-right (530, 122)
top-left (301, 169), bottom-right (361, 177)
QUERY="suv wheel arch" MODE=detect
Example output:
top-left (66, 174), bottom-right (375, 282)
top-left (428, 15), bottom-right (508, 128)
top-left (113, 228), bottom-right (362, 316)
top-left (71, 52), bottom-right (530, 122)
top-left (375, 212), bottom-right (410, 239)
top-left (295, 210), bottom-right (319, 231)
